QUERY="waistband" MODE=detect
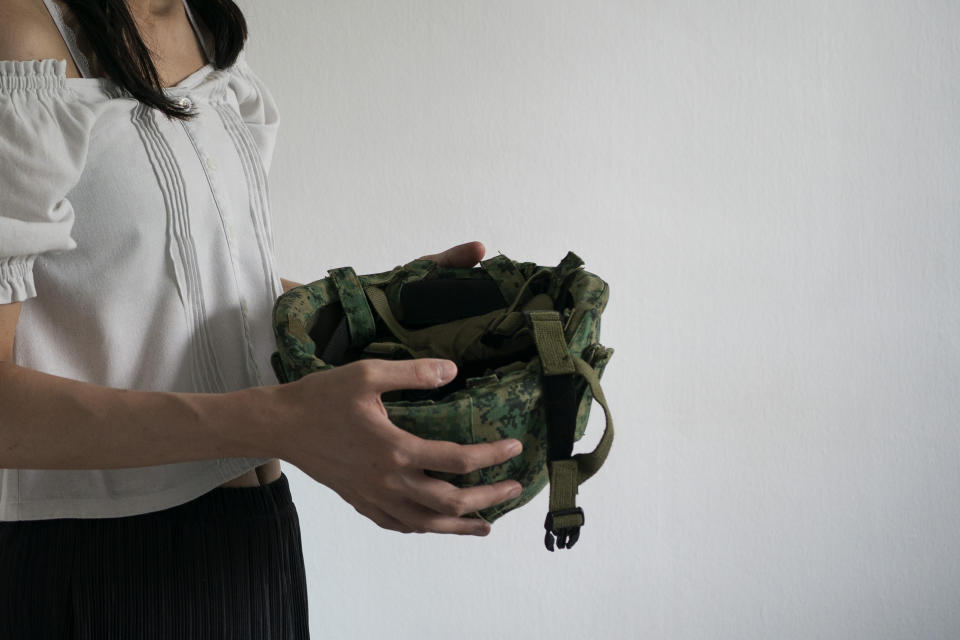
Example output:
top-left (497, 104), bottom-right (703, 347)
top-left (180, 471), bottom-right (294, 521)
top-left (119, 472), bottom-right (296, 524)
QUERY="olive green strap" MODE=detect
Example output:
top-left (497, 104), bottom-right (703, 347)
top-left (569, 354), bottom-right (614, 483)
top-left (542, 356), bottom-right (614, 550)
top-left (363, 284), bottom-right (435, 358)
top-left (545, 460), bottom-right (584, 550)
top-left (327, 267), bottom-right (377, 348)
top-left (527, 310), bottom-right (576, 375)
top-left (527, 310), bottom-right (614, 550)
top-left (527, 311), bottom-right (614, 482)
top-left (485, 268), bottom-right (551, 335)
top-left (547, 461), bottom-right (581, 526)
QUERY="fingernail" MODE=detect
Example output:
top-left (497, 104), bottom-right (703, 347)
top-left (436, 361), bottom-right (456, 384)
top-left (508, 483), bottom-right (522, 499)
top-left (475, 523), bottom-right (491, 536)
top-left (506, 439), bottom-right (523, 455)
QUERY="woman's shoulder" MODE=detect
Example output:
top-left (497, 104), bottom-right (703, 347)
top-left (0, 0), bottom-right (47, 57)
top-left (0, 0), bottom-right (82, 76)
top-left (0, 5), bottom-right (97, 172)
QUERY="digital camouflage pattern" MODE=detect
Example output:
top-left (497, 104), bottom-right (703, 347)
top-left (271, 251), bottom-right (613, 524)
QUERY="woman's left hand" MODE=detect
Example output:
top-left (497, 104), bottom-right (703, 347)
top-left (417, 241), bottom-right (486, 268)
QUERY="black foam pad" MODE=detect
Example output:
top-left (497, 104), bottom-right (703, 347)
top-left (399, 278), bottom-right (507, 326)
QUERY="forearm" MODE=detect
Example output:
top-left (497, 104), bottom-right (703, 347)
top-left (0, 361), bottom-right (277, 470)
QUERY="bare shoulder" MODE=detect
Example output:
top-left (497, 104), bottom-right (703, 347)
top-left (0, 0), bottom-right (79, 77)
top-left (0, 0), bottom-right (50, 59)
top-left (0, 301), bottom-right (22, 363)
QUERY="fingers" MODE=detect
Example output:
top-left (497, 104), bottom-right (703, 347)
top-left (341, 439), bottom-right (522, 536)
top-left (389, 499), bottom-right (493, 536)
top-left (408, 437), bottom-right (523, 475)
top-left (379, 439), bottom-right (523, 535)
top-left (402, 473), bottom-right (522, 520)
top-left (350, 477), bottom-right (512, 536)
top-left (357, 504), bottom-right (416, 534)
top-left (417, 241), bottom-right (486, 268)
top-left (350, 358), bottom-right (457, 394)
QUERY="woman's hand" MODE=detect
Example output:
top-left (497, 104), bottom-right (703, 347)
top-left (264, 352), bottom-right (522, 536)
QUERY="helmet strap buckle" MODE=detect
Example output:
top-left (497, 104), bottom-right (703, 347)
top-left (544, 507), bottom-right (585, 551)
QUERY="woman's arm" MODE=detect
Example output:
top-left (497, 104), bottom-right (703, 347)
top-left (0, 358), bottom-right (273, 470)
top-left (0, 319), bottom-right (520, 535)
top-left (0, 299), bottom-right (270, 469)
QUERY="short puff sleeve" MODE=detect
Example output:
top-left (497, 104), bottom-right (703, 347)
top-left (228, 51), bottom-right (280, 176)
top-left (0, 59), bottom-right (94, 304)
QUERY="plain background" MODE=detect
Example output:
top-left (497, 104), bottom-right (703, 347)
top-left (234, 2), bottom-right (960, 639)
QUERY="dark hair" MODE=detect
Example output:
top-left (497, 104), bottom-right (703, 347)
top-left (61, 0), bottom-right (247, 121)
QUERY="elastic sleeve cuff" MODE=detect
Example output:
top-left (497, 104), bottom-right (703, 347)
top-left (0, 255), bottom-right (38, 303)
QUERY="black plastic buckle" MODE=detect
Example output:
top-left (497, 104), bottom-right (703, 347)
top-left (544, 507), bottom-right (585, 551)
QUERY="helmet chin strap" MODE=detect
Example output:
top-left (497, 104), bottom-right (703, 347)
top-left (525, 310), bottom-right (615, 551)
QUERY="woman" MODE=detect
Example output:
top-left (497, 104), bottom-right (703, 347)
top-left (0, 1), bottom-right (523, 637)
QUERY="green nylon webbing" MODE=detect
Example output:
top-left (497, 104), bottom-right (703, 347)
top-left (527, 310), bottom-right (576, 375)
top-left (485, 268), bottom-right (551, 335)
top-left (544, 355), bottom-right (615, 519)
top-left (570, 354), bottom-right (614, 484)
top-left (526, 312), bottom-right (614, 519)
top-left (547, 460), bottom-right (582, 527)
top-left (327, 267), bottom-right (377, 347)
top-left (363, 284), bottom-right (425, 353)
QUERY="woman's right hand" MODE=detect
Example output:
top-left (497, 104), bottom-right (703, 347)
top-left (263, 358), bottom-right (523, 536)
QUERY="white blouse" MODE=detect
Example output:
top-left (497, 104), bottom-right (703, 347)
top-left (0, 5), bottom-right (283, 520)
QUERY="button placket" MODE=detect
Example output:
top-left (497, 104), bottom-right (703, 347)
top-left (180, 113), bottom-right (243, 306)
top-left (177, 94), bottom-right (265, 386)
top-left (223, 217), bottom-right (237, 244)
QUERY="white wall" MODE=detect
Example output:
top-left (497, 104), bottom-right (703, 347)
top-left (235, 2), bottom-right (960, 638)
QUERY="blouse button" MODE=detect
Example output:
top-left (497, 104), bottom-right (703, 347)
top-left (205, 156), bottom-right (218, 171)
top-left (173, 96), bottom-right (193, 111)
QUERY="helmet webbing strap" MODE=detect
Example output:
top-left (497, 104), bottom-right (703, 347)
top-left (526, 310), bottom-right (614, 551)
top-left (327, 267), bottom-right (377, 348)
top-left (362, 285), bottom-right (426, 355)
top-left (569, 354), bottom-right (614, 483)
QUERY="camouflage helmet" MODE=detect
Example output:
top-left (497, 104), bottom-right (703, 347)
top-left (270, 251), bottom-right (614, 550)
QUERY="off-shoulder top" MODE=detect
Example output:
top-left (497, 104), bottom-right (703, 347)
top-left (0, 0), bottom-right (282, 520)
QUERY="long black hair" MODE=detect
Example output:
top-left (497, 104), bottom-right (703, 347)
top-left (60, 0), bottom-right (247, 120)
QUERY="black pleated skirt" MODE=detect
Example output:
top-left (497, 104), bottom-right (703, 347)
top-left (0, 472), bottom-right (310, 639)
